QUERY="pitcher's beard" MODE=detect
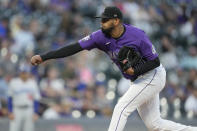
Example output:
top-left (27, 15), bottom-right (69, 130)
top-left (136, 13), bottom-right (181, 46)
top-left (101, 26), bottom-right (114, 38)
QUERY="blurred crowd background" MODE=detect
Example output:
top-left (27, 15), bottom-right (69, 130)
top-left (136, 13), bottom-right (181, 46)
top-left (0, 0), bottom-right (197, 120)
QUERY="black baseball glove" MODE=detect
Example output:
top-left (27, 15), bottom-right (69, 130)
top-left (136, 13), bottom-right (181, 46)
top-left (117, 46), bottom-right (145, 72)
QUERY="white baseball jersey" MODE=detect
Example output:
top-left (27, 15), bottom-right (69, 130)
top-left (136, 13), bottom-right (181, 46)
top-left (8, 78), bottom-right (40, 107)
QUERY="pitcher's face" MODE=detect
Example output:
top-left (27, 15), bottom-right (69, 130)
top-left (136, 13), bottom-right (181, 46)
top-left (101, 18), bottom-right (115, 38)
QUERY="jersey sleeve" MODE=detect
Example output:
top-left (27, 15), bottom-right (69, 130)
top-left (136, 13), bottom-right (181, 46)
top-left (8, 81), bottom-right (14, 97)
top-left (78, 31), bottom-right (99, 50)
top-left (139, 33), bottom-right (158, 60)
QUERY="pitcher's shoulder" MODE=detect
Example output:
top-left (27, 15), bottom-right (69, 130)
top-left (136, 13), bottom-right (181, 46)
top-left (124, 24), bottom-right (147, 40)
top-left (91, 29), bottom-right (109, 41)
top-left (124, 24), bottom-right (145, 34)
top-left (92, 29), bottom-right (105, 38)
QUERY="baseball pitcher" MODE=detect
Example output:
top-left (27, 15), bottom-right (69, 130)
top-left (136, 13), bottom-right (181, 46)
top-left (31, 6), bottom-right (197, 131)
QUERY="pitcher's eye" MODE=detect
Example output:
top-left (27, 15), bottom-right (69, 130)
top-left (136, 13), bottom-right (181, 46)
top-left (102, 18), bottom-right (110, 23)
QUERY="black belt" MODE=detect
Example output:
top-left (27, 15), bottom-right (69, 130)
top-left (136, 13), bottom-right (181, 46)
top-left (15, 105), bottom-right (31, 109)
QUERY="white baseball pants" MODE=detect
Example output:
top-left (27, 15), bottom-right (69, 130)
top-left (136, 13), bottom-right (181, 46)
top-left (9, 106), bottom-right (34, 131)
top-left (108, 65), bottom-right (197, 131)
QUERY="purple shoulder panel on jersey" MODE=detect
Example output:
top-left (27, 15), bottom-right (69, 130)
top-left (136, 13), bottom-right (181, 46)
top-left (78, 30), bottom-right (105, 50)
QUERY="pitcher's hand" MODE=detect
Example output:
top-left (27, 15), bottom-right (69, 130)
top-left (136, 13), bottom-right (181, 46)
top-left (31, 55), bottom-right (43, 66)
